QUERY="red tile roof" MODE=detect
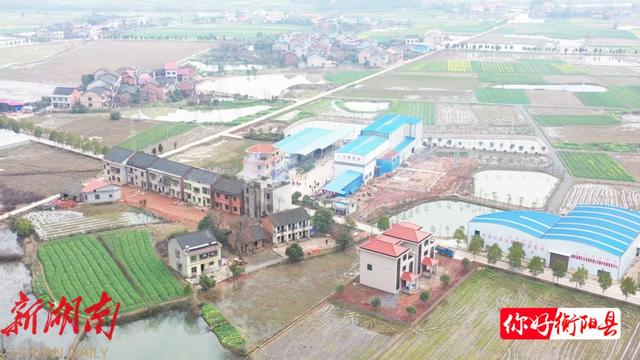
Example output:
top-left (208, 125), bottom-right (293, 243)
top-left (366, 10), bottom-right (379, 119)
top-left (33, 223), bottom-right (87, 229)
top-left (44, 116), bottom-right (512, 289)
top-left (164, 61), bottom-right (178, 70)
top-left (422, 257), bottom-right (438, 266)
top-left (384, 223), bottom-right (431, 243)
top-left (359, 238), bottom-right (407, 257)
top-left (372, 234), bottom-right (402, 245)
top-left (400, 271), bottom-right (419, 282)
top-left (247, 143), bottom-right (278, 154)
top-left (398, 222), bottom-right (422, 230)
top-left (0, 98), bottom-right (24, 106)
top-left (80, 179), bottom-right (111, 193)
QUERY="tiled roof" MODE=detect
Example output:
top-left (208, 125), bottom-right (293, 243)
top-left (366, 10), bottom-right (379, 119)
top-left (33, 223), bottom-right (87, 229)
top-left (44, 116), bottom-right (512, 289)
top-left (81, 179), bottom-right (112, 193)
top-left (185, 168), bottom-right (219, 185)
top-left (126, 152), bottom-right (158, 169)
top-left (247, 143), bottom-right (278, 154)
top-left (384, 223), bottom-right (431, 243)
top-left (104, 147), bottom-right (134, 164)
top-left (359, 238), bottom-right (408, 257)
top-left (174, 230), bottom-right (218, 250)
top-left (53, 87), bottom-right (77, 96)
top-left (268, 207), bottom-right (309, 227)
top-left (401, 271), bottom-right (419, 282)
top-left (148, 158), bottom-right (192, 177)
top-left (214, 176), bottom-right (244, 195)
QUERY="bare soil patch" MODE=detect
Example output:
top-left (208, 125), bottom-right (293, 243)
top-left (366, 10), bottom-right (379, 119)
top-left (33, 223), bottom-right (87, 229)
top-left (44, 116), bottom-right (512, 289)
top-left (525, 90), bottom-right (585, 108)
top-left (544, 124), bottom-right (640, 143)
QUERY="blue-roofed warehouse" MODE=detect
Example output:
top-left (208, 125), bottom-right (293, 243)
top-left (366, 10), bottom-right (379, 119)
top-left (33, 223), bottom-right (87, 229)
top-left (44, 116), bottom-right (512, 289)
top-left (468, 205), bottom-right (640, 280)
top-left (274, 127), bottom-right (350, 165)
top-left (325, 113), bottom-right (423, 196)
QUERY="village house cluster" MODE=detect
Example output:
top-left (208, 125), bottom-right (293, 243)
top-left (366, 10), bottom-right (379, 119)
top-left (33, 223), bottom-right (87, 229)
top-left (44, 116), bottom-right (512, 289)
top-left (51, 63), bottom-right (196, 111)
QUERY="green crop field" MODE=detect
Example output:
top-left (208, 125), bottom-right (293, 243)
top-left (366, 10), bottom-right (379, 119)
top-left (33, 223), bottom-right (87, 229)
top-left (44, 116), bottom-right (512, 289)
top-left (387, 101), bottom-right (436, 125)
top-left (403, 60), bottom-right (448, 72)
top-left (555, 142), bottom-right (639, 153)
top-left (478, 73), bottom-right (546, 84)
top-left (102, 229), bottom-right (184, 303)
top-left (534, 114), bottom-right (620, 126)
top-left (379, 268), bottom-right (640, 359)
top-left (118, 122), bottom-right (197, 150)
top-left (576, 87), bottom-right (640, 109)
top-left (38, 230), bottom-right (186, 313)
top-left (325, 70), bottom-right (376, 86)
top-left (202, 304), bottom-right (246, 354)
top-left (38, 235), bottom-right (145, 312)
top-left (474, 89), bottom-right (529, 104)
top-left (559, 151), bottom-right (635, 182)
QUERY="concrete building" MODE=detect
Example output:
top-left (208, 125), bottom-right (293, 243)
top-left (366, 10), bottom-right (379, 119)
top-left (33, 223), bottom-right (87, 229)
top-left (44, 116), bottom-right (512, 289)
top-left (124, 151), bottom-right (158, 189)
top-left (147, 158), bottom-right (192, 199)
top-left (467, 205), bottom-right (640, 280)
top-left (274, 127), bottom-right (350, 167)
top-left (244, 178), bottom-right (294, 219)
top-left (261, 207), bottom-right (311, 245)
top-left (183, 168), bottom-right (218, 208)
top-left (103, 147), bottom-right (134, 185)
top-left (79, 180), bottom-right (121, 204)
top-left (168, 230), bottom-right (222, 279)
top-left (212, 177), bottom-right (244, 216)
top-left (241, 143), bottom-right (286, 182)
top-left (325, 114), bottom-right (422, 196)
top-left (358, 222), bottom-right (435, 294)
top-left (51, 87), bottom-right (80, 111)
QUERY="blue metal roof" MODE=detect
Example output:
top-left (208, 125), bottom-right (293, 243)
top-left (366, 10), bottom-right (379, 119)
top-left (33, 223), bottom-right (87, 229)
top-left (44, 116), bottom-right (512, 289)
top-left (394, 137), bottom-right (415, 153)
top-left (469, 205), bottom-right (640, 257)
top-left (362, 114), bottom-right (420, 135)
top-left (274, 127), bottom-right (349, 156)
top-left (336, 135), bottom-right (387, 157)
top-left (323, 170), bottom-right (363, 196)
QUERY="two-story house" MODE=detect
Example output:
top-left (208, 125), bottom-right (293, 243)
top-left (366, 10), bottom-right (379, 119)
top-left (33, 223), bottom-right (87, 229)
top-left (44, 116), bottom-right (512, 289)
top-left (124, 151), bottom-right (158, 189)
top-left (103, 147), bottom-right (134, 185)
top-left (184, 168), bottom-right (218, 208)
top-left (80, 87), bottom-right (109, 109)
top-left (358, 222), bottom-right (435, 294)
top-left (168, 230), bottom-right (222, 279)
top-left (146, 158), bottom-right (192, 199)
top-left (212, 177), bottom-right (244, 216)
top-left (51, 87), bottom-right (80, 111)
top-left (261, 207), bottom-right (311, 245)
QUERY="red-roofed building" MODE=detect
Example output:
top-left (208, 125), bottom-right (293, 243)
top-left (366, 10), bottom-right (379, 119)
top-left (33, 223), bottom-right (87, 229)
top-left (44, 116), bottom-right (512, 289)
top-left (62, 179), bottom-right (121, 204)
top-left (165, 62), bottom-right (178, 79)
top-left (240, 143), bottom-right (286, 181)
top-left (358, 221), bottom-right (435, 294)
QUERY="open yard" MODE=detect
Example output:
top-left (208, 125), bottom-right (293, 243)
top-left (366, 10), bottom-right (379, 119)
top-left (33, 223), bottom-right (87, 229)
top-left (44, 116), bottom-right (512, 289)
top-left (474, 88), bottom-right (529, 105)
top-left (559, 151), bottom-right (635, 182)
top-left (169, 137), bottom-right (262, 175)
top-left (0, 40), bottom-right (212, 83)
top-left (378, 268), bottom-right (640, 360)
top-left (38, 229), bottom-right (185, 313)
top-left (534, 114), bottom-right (620, 126)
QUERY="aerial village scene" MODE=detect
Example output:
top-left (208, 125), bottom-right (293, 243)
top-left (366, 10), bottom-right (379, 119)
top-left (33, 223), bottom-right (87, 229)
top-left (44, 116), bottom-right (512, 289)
top-left (2, 0), bottom-right (640, 359)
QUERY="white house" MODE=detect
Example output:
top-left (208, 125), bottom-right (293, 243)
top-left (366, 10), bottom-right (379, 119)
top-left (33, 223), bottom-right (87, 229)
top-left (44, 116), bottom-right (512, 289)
top-left (168, 230), bottom-right (222, 279)
top-left (79, 179), bottom-right (121, 204)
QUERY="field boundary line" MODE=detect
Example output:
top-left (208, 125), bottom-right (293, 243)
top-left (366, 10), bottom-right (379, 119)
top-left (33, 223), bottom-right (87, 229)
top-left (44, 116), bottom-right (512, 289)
top-left (621, 322), bottom-right (640, 360)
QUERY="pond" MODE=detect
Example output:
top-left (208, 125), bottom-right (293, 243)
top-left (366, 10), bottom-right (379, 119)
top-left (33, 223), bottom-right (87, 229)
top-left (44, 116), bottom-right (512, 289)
top-left (392, 200), bottom-right (498, 238)
top-left (0, 226), bottom-right (22, 256)
top-left (82, 311), bottom-right (235, 360)
top-left (0, 129), bottom-right (29, 149)
top-left (473, 170), bottom-right (559, 208)
top-left (197, 74), bottom-right (322, 98)
top-left (186, 61), bottom-right (265, 73)
top-left (343, 101), bottom-right (389, 112)
top-left (155, 105), bottom-right (270, 123)
top-left (492, 84), bottom-right (607, 92)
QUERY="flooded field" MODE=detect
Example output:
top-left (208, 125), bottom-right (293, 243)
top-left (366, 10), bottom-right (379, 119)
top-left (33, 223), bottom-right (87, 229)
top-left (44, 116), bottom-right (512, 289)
top-left (82, 311), bottom-right (234, 360)
top-left (212, 248), bottom-right (358, 347)
top-left (343, 101), bottom-right (389, 112)
top-left (257, 303), bottom-right (401, 359)
top-left (155, 105), bottom-right (270, 123)
top-left (0, 226), bottom-right (22, 256)
top-left (392, 200), bottom-right (498, 238)
top-left (473, 170), bottom-right (559, 208)
top-left (197, 74), bottom-right (322, 98)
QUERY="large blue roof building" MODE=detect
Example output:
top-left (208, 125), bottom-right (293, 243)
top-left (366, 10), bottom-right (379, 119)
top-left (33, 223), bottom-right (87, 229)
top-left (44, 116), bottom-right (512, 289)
top-left (468, 205), bottom-right (640, 280)
top-left (324, 114), bottom-right (423, 196)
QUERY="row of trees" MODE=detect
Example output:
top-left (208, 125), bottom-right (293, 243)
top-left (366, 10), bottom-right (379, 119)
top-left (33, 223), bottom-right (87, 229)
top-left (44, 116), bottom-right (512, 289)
top-left (0, 115), bottom-right (110, 156)
top-left (469, 234), bottom-right (638, 299)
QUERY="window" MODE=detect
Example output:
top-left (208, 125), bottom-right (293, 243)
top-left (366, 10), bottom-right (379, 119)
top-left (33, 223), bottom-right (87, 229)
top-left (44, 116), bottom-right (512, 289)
top-left (233, 206), bottom-right (238, 212)
top-left (184, 183), bottom-right (191, 190)
top-left (224, 195), bottom-right (229, 200)
top-left (191, 267), bottom-right (197, 274)
top-left (367, 264), bottom-right (373, 271)
top-left (190, 256), bottom-right (197, 262)
top-left (202, 187), bottom-right (209, 195)
top-left (224, 204), bottom-right (229, 210)
top-left (402, 265), bottom-right (406, 271)
top-left (175, 250), bottom-right (180, 258)
top-left (216, 192), bottom-right (220, 197)
top-left (95, 194), bottom-right (100, 200)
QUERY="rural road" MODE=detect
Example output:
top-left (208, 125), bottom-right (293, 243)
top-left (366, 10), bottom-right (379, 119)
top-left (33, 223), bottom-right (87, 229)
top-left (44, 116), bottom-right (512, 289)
top-left (161, 21), bottom-right (509, 159)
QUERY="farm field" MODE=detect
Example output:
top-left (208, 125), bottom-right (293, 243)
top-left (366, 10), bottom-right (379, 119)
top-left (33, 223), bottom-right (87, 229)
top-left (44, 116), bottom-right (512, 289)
top-left (101, 229), bottom-right (184, 303)
top-left (543, 124), bottom-right (640, 144)
top-left (478, 72), bottom-right (546, 84)
top-left (404, 59), bottom-right (582, 76)
top-left (358, 18), bottom-right (500, 41)
top-left (117, 122), bottom-right (198, 151)
top-left (386, 101), bottom-right (436, 125)
top-left (201, 304), bottom-right (246, 354)
top-left (378, 268), bottom-right (640, 360)
top-left (554, 142), bottom-right (638, 153)
top-left (559, 151), bottom-right (635, 182)
top-left (560, 183), bottom-right (640, 212)
top-left (325, 70), bottom-right (376, 86)
top-left (0, 40), bottom-right (212, 83)
top-left (122, 23), bottom-right (308, 40)
top-left (474, 88), bottom-right (529, 104)
top-left (38, 234), bottom-right (145, 312)
top-left (534, 114), bottom-right (620, 126)
top-left (0, 40), bottom-right (86, 68)
top-left (576, 87), bottom-right (640, 109)
top-left (169, 137), bottom-right (262, 175)
top-left (616, 154), bottom-right (640, 182)
top-left (497, 20), bottom-right (637, 39)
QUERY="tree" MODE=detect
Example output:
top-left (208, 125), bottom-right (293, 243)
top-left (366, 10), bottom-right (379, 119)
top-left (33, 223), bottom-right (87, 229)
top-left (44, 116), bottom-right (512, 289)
top-left (291, 191), bottom-right (302, 203)
top-left (10, 217), bottom-right (34, 239)
top-left (229, 264), bottom-right (245, 277)
top-left (506, 242), bottom-right (525, 269)
top-left (570, 266), bottom-right (588, 288)
top-left (158, 143), bottom-right (164, 153)
top-left (598, 271), bottom-right (612, 294)
top-left (376, 216), bottom-right (390, 231)
top-left (462, 258), bottom-right (471, 271)
top-left (406, 306), bottom-right (417, 317)
top-left (199, 274), bottom-right (216, 290)
top-left (528, 256), bottom-right (545, 277)
top-left (335, 283), bottom-right (345, 293)
top-left (371, 297), bottom-right (381, 309)
top-left (551, 261), bottom-right (567, 283)
top-left (440, 274), bottom-right (450, 287)
top-left (453, 226), bottom-right (466, 244)
top-left (487, 244), bottom-right (503, 264)
top-left (468, 234), bottom-right (484, 258)
top-left (301, 195), bottom-right (316, 207)
top-left (81, 74), bottom-right (95, 90)
top-left (110, 111), bottom-right (121, 120)
top-left (420, 291), bottom-right (430, 303)
top-left (285, 243), bottom-right (304, 262)
top-left (621, 277), bottom-right (637, 300)
top-left (311, 208), bottom-right (334, 234)
top-left (33, 126), bottom-right (44, 138)
top-left (198, 213), bottom-right (218, 231)
top-left (337, 232), bottom-right (352, 251)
